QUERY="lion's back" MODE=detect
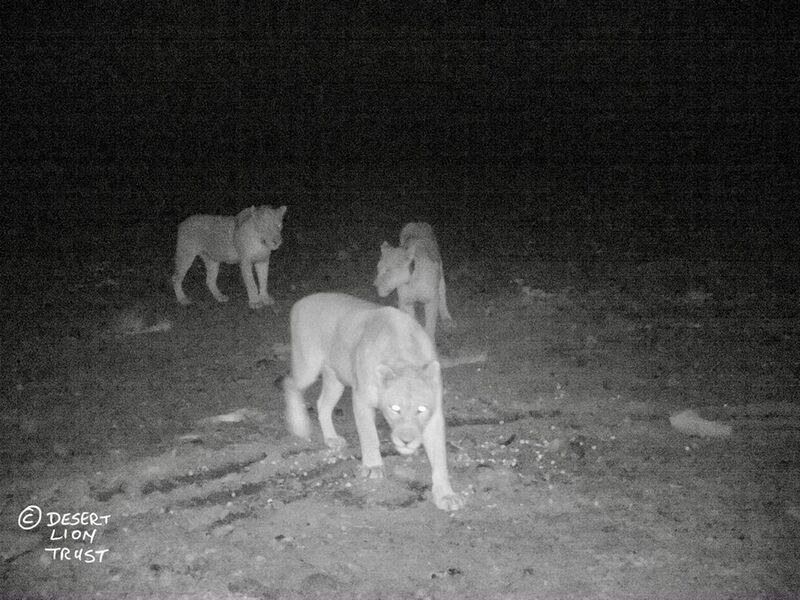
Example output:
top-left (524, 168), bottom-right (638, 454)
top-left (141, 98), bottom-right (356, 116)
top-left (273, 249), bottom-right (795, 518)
top-left (176, 215), bottom-right (237, 261)
top-left (400, 222), bottom-right (442, 266)
top-left (291, 293), bottom-right (378, 348)
top-left (399, 222), bottom-right (435, 245)
top-left (361, 306), bottom-right (437, 367)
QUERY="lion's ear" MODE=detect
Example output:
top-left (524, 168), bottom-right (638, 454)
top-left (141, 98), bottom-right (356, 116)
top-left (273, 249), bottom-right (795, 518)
top-left (380, 241), bottom-right (391, 253)
top-left (235, 206), bottom-right (255, 226)
top-left (376, 364), bottom-right (396, 386)
top-left (422, 360), bottom-right (441, 382)
top-left (276, 205), bottom-right (287, 218)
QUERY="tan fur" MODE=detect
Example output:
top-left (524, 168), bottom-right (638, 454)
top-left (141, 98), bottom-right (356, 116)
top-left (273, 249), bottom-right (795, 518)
top-left (172, 205), bottom-right (286, 309)
top-left (374, 222), bottom-right (453, 343)
top-left (283, 292), bottom-right (464, 511)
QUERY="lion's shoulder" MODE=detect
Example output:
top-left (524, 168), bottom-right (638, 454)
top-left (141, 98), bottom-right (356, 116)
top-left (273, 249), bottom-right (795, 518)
top-left (235, 204), bottom-right (286, 230)
top-left (361, 306), bottom-right (437, 363)
top-left (234, 205), bottom-right (258, 227)
top-left (233, 205), bottom-right (287, 253)
top-left (400, 223), bottom-right (442, 265)
top-left (377, 241), bottom-right (409, 266)
top-left (399, 222), bottom-right (435, 245)
top-left (407, 237), bottom-right (442, 265)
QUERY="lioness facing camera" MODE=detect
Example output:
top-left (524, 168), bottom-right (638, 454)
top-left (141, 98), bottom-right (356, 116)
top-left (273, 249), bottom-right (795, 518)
top-left (283, 292), bottom-right (464, 511)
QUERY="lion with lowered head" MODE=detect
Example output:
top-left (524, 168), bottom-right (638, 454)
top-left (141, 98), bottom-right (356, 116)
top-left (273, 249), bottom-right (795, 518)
top-left (283, 292), bottom-right (464, 511)
top-left (374, 222), bottom-right (453, 344)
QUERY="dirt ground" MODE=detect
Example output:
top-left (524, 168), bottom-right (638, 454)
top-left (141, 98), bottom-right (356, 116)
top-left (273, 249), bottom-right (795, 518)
top-left (2, 202), bottom-right (799, 599)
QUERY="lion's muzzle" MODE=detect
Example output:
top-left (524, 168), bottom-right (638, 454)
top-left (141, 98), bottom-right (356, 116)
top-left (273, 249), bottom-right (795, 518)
top-left (392, 429), bottom-right (422, 456)
top-left (374, 278), bottom-right (391, 298)
top-left (261, 235), bottom-right (282, 250)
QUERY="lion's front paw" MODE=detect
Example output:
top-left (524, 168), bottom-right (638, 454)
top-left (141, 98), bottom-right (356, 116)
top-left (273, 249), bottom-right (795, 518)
top-left (433, 488), bottom-right (466, 511)
top-left (324, 436), bottom-right (348, 452)
top-left (359, 464), bottom-right (385, 479)
top-left (176, 296), bottom-right (192, 306)
top-left (213, 293), bottom-right (230, 303)
top-left (249, 296), bottom-right (275, 310)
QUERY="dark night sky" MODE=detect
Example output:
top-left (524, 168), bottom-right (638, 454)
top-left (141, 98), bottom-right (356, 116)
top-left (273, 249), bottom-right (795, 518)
top-left (1, 3), bottom-right (799, 232)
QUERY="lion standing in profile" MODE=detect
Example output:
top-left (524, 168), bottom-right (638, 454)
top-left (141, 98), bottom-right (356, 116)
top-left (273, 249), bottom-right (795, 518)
top-left (374, 222), bottom-right (453, 343)
top-left (172, 205), bottom-right (286, 309)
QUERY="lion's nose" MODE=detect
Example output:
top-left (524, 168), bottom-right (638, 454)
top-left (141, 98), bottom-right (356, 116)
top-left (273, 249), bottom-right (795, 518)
top-left (395, 428), bottom-right (417, 445)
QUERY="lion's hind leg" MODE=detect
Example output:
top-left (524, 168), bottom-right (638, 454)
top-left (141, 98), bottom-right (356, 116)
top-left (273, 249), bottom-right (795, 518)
top-left (423, 296), bottom-right (439, 343)
top-left (172, 237), bottom-right (197, 305)
top-left (284, 334), bottom-right (323, 441)
top-left (202, 256), bottom-right (229, 303)
top-left (438, 274), bottom-right (454, 324)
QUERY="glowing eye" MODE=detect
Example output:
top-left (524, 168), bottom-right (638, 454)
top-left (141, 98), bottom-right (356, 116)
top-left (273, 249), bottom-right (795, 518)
top-left (390, 404), bottom-right (401, 413)
top-left (417, 406), bottom-right (428, 414)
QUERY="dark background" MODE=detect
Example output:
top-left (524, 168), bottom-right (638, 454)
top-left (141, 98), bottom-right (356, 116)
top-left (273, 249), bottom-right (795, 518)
top-left (2, 3), bottom-right (799, 264)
